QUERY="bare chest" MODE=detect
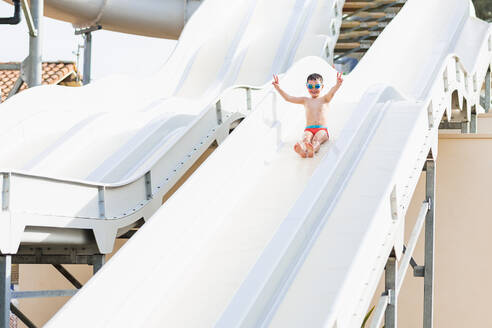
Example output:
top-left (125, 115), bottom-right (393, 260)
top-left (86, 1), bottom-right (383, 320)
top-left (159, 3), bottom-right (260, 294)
top-left (304, 98), bottom-right (328, 116)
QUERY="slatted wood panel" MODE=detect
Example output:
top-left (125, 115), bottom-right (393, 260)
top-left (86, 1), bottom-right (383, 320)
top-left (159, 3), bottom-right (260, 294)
top-left (335, 0), bottom-right (405, 63)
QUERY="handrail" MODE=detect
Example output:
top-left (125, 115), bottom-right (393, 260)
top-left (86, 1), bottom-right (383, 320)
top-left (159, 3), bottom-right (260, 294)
top-left (0, 84), bottom-right (269, 191)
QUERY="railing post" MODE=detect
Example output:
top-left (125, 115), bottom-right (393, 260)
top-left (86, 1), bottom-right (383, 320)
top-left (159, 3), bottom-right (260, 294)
top-left (216, 100), bottom-right (223, 125)
top-left (470, 113), bottom-right (477, 133)
top-left (145, 171), bottom-right (152, 200)
top-left (385, 255), bottom-right (397, 328)
top-left (485, 69), bottom-right (490, 113)
top-left (97, 186), bottom-right (105, 219)
top-left (0, 255), bottom-right (11, 328)
top-left (423, 158), bottom-right (435, 328)
top-left (246, 87), bottom-right (252, 111)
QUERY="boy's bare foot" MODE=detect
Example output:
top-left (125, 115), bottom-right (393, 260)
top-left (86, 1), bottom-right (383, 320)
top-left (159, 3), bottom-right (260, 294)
top-left (294, 142), bottom-right (306, 158)
top-left (305, 142), bottom-right (314, 158)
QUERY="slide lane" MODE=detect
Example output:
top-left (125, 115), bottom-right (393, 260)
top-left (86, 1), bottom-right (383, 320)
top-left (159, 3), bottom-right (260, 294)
top-left (0, 0), bottom-right (342, 254)
top-left (266, 1), bottom-right (492, 326)
top-left (45, 57), bottom-right (355, 327)
top-left (46, 0), bottom-right (492, 327)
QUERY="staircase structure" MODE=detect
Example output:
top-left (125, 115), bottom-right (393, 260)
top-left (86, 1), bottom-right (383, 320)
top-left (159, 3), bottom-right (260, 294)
top-left (335, 0), bottom-right (406, 72)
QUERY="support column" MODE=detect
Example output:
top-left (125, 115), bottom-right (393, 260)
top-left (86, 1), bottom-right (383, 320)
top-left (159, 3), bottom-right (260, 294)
top-left (92, 254), bottom-right (105, 275)
top-left (385, 255), bottom-right (397, 328)
top-left (26, 0), bottom-right (43, 87)
top-left (423, 158), bottom-right (436, 328)
top-left (470, 113), bottom-right (477, 134)
top-left (0, 256), bottom-right (11, 328)
top-left (485, 69), bottom-right (490, 113)
top-left (83, 32), bottom-right (92, 85)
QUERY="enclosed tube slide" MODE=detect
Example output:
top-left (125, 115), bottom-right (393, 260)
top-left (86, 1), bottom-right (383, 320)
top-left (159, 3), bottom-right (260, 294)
top-left (4, 0), bottom-right (202, 38)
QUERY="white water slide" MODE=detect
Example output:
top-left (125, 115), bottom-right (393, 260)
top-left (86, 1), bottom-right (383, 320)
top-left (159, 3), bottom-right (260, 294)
top-left (0, 0), bottom-right (340, 254)
top-left (1, 0), bottom-right (490, 326)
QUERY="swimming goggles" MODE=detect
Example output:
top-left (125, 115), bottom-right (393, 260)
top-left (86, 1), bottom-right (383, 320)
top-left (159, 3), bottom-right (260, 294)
top-left (306, 83), bottom-right (322, 89)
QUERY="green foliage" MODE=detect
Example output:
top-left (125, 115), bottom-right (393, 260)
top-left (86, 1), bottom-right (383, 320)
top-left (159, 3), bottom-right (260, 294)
top-left (472, 0), bottom-right (492, 21)
top-left (361, 306), bottom-right (375, 328)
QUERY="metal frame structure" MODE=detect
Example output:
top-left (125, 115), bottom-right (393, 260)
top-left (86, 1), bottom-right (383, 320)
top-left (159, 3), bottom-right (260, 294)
top-left (370, 157), bottom-right (435, 328)
top-left (0, 252), bottom-right (104, 328)
top-left (24, 0), bottom-right (43, 87)
top-left (74, 25), bottom-right (102, 85)
top-left (0, 84), bottom-right (260, 328)
top-left (0, 0), bottom-right (42, 104)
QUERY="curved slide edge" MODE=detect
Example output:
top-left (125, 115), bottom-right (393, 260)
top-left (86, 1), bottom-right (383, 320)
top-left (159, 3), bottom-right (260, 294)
top-left (0, 0), bottom-right (343, 256)
top-left (265, 2), bottom-right (492, 327)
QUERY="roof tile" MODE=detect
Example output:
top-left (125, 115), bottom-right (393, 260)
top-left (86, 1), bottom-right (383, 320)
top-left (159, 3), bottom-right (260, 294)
top-left (0, 61), bottom-right (81, 102)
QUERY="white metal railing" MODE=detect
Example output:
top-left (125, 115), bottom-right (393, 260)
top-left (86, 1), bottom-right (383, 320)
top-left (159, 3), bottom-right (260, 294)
top-left (370, 201), bottom-right (429, 328)
top-left (0, 84), bottom-right (266, 221)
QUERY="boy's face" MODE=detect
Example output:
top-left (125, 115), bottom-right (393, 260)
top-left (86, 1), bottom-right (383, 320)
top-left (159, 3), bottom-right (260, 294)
top-left (306, 79), bottom-right (323, 98)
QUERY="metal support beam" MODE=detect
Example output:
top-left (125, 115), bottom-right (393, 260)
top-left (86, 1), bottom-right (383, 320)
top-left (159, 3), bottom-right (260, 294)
top-left (7, 77), bottom-right (24, 100)
top-left (52, 264), bottom-right (82, 289)
top-left (12, 289), bottom-right (77, 299)
top-left (92, 254), bottom-right (105, 274)
top-left (0, 64), bottom-right (21, 70)
top-left (460, 121), bottom-right (470, 133)
top-left (83, 32), bottom-right (92, 85)
top-left (74, 25), bottom-right (100, 85)
top-left (20, 0), bottom-right (37, 36)
top-left (10, 304), bottom-right (36, 328)
top-left (470, 113), bottom-right (477, 133)
top-left (385, 255), bottom-right (397, 328)
top-left (397, 202), bottom-right (428, 290)
top-left (0, 256), bottom-right (11, 328)
top-left (369, 294), bottom-right (389, 328)
top-left (25, 0), bottom-right (43, 87)
top-left (485, 69), bottom-right (491, 113)
top-left (423, 158), bottom-right (436, 328)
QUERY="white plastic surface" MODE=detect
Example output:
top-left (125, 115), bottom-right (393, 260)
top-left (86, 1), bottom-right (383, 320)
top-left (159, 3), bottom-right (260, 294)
top-left (10, 0), bottom-right (492, 327)
top-left (0, 0), bottom-right (342, 253)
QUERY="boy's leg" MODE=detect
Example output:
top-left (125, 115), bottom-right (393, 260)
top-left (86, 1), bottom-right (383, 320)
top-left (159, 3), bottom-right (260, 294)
top-left (294, 142), bottom-right (306, 158)
top-left (312, 130), bottom-right (329, 153)
top-left (302, 131), bottom-right (314, 144)
top-left (303, 131), bottom-right (315, 158)
top-left (295, 131), bottom-right (313, 158)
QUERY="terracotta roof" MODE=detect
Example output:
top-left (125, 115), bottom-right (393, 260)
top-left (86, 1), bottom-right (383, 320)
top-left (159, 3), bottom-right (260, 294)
top-left (0, 62), bottom-right (81, 102)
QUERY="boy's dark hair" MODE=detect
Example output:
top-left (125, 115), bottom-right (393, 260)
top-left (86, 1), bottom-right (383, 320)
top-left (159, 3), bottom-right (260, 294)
top-left (307, 73), bottom-right (323, 83)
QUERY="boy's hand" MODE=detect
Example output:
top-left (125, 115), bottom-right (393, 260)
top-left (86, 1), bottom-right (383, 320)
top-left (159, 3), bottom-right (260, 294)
top-left (272, 74), bottom-right (280, 90)
top-left (336, 72), bottom-right (343, 86)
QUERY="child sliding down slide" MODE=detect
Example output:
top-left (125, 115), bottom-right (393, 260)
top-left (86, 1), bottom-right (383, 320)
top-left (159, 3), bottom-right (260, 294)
top-left (272, 72), bottom-right (343, 158)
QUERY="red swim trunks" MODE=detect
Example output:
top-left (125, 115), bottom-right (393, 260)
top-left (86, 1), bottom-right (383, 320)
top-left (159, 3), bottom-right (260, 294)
top-left (304, 125), bottom-right (329, 138)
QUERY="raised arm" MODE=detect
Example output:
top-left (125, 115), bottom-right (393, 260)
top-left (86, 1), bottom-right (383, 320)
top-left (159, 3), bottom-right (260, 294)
top-left (323, 72), bottom-right (344, 103)
top-left (272, 74), bottom-right (305, 105)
